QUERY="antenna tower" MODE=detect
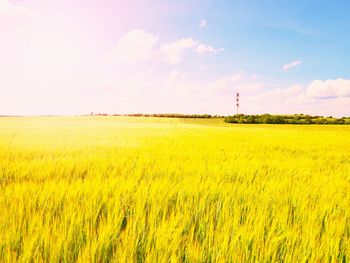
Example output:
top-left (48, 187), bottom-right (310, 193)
top-left (236, 92), bottom-right (240, 115)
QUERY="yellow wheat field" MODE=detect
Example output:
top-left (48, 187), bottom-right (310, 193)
top-left (0, 116), bottom-right (349, 262)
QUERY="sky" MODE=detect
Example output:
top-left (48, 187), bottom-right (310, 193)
top-left (1, 0), bottom-right (350, 116)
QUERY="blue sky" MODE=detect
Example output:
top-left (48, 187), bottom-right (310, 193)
top-left (160, 0), bottom-right (350, 81)
top-left (1, 0), bottom-right (350, 116)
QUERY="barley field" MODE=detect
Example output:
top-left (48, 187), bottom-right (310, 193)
top-left (0, 116), bottom-right (350, 262)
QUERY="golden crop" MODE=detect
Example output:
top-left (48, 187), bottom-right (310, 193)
top-left (0, 116), bottom-right (349, 262)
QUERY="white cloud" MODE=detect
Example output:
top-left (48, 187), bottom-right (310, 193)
top-left (160, 38), bottom-right (223, 64)
top-left (0, 0), bottom-right (34, 19)
top-left (160, 38), bottom-right (198, 64)
top-left (203, 71), bottom-right (264, 103)
top-left (207, 72), bottom-right (244, 92)
top-left (249, 85), bottom-right (304, 104)
top-left (306, 79), bottom-right (350, 98)
top-left (156, 70), bottom-right (263, 114)
top-left (245, 85), bottom-right (310, 115)
top-left (196, 44), bottom-right (224, 56)
top-left (165, 70), bottom-right (180, 83)
top-left (110, 29), bottom-right (223, 65)
top-left (282, 60), bottom-right (302, 72)
top-left (111, 29), bottom-right (159, 63)
top-left (245, 79), bottom-right (350, 116)
top-left (0, 0), bottom-right (35, 39)
top-left (198, 19), bottom-right (207, 28)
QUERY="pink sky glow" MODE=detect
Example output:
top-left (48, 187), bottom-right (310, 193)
top-left (1, 0), bottom-right (350, 116)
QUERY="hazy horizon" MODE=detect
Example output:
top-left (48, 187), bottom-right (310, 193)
top-left (1, 0), bottom-right (350, 116)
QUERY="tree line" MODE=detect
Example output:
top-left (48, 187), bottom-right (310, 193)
top-left (225, 114), bottom-right (350, 124)
top-left (91, 113), bottom-right (216, 118)
top-left (124, 113), bottom-right (214, 118)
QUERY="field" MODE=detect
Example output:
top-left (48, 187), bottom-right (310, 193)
top-left (1, 116), bottom-right (350, 262)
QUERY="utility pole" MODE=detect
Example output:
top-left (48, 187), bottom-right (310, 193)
top-left (236, 92), bottom-right (240, 115)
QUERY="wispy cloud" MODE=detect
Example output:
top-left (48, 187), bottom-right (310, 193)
top-left (111, 29), bottom-right (158, 63)
top-left (282, 60), bottom-right (302, 72)
top-left (160, 38), bottom-right (198, 64)
top-left (195, 44), bottom-right (224, 56)
top-left (198, 19), bottom-right (207, 28)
